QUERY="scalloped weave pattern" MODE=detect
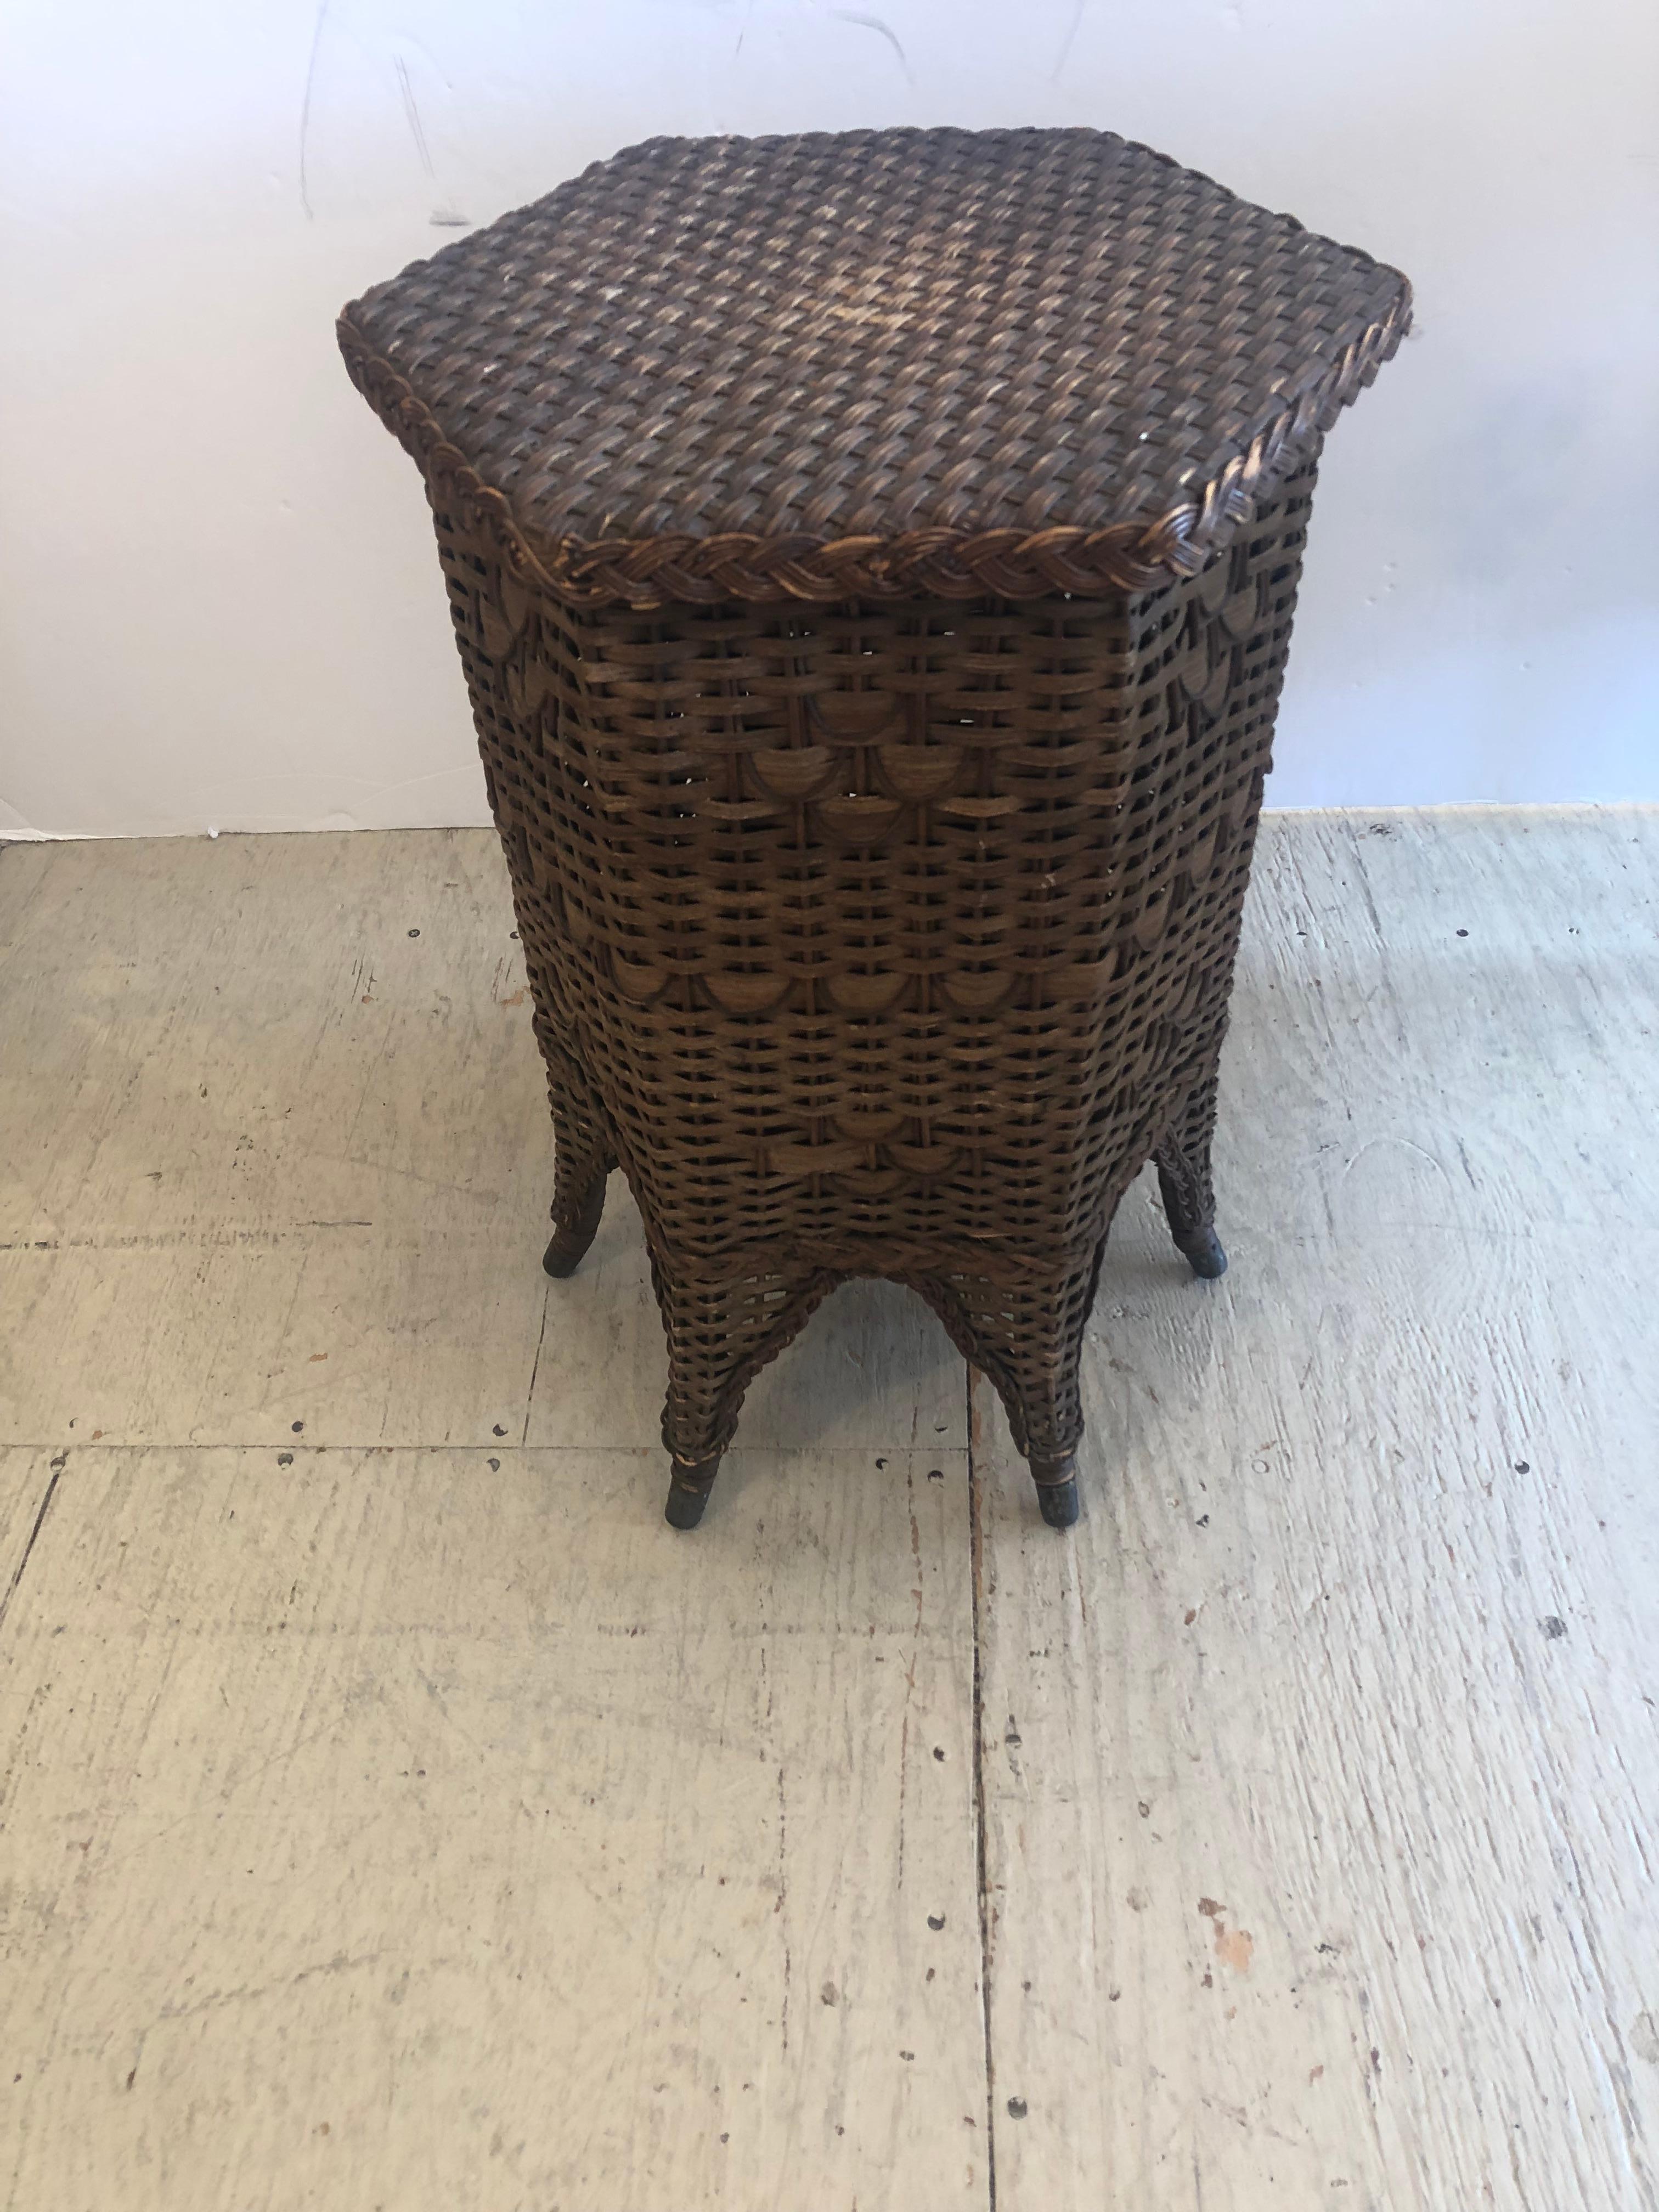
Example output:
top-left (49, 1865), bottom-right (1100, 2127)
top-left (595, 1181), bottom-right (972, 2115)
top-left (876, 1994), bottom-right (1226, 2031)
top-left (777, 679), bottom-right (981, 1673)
top-left (432, 460), bottom-right (1317, 1465)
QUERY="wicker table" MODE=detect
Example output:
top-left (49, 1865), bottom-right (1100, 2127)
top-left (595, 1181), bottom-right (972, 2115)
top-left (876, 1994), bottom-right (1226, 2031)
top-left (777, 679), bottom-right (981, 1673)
top-left (341, 128), bottom-right (1409, 1529)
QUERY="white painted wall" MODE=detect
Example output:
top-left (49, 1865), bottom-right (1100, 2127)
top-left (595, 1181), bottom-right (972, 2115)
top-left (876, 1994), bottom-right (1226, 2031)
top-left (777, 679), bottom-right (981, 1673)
top-left (2, 0), bottom-right (1655, 838)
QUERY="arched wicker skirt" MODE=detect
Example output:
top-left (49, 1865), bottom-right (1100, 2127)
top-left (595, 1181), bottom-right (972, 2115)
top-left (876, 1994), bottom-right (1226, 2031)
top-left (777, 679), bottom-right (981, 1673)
top-left (430, 455), bottom-right (1319, 1525)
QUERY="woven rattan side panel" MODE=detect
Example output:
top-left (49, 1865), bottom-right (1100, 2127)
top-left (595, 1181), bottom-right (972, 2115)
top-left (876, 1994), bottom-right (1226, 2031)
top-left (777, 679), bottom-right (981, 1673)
top-left (431, 456), bottom-right (1316, 1460)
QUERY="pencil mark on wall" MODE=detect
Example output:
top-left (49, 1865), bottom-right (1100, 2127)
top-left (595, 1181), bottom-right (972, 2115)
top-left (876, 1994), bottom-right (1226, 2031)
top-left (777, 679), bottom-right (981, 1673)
top-left (396, 53), bottom-right (469, 227)
top-left (1051, 0), bottom-right (1087, 81)
top-left (297, 0), bottom-right (334, 220)
top-left (833, 10), bottom-right (915, 86)
top-left (395, 56), bottom-right (435, 179)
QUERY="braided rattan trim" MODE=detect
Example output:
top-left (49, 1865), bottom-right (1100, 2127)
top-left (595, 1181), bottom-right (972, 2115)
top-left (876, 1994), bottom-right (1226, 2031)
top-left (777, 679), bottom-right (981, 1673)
top-left (337, 293), bottom-right (1407, 611)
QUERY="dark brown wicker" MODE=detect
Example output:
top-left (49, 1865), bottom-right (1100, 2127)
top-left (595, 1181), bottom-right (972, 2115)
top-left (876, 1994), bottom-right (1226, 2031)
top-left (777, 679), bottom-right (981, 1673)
top-left (340, 127), bottom-right (1409, 1528)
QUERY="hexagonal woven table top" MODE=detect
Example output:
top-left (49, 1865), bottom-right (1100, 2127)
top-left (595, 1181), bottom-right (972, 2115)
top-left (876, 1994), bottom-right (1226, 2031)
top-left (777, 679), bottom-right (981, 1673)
top-left (340, 127), bottom-right (1409, 607)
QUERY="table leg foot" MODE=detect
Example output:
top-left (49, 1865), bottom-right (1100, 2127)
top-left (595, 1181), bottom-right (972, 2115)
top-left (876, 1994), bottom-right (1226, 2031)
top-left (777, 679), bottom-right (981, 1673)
top-left (664, 1455), bottom-right (721, 1529)
top-left (1029, 1452), bottom-right (1081, 1528)
top-left (542, 1173), bottom-right (607, 1278)
top-left (1175, 1224), bottom-right (1228, 1280)
top-left (1156, 1087), bottom-right (1228, 1281)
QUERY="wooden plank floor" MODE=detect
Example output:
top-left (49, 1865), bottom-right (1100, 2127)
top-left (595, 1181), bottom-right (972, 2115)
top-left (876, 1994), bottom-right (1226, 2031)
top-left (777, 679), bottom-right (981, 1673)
top-left (1, 811), bottom-right (1655, 2210)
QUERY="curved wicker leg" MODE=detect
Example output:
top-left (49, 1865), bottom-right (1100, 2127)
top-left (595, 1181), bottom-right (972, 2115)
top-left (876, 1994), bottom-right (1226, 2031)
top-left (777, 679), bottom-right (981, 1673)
top-left (534, 1020), bottom-right (616, 1279)
top-left (919, 1244), bottom-right (1108, 1527)
top-left (651, 1259), bottom-right (839, 1528)
top-left (1155, 1069), bottom-right (1228, 1280)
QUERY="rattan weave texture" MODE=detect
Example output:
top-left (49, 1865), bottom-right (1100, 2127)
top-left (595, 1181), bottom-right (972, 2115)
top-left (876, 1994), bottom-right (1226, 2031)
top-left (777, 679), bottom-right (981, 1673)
top-left (340, 128), bottom-right (1409, 1526)
top-left (340, 128), bottom-right (1408, 610)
